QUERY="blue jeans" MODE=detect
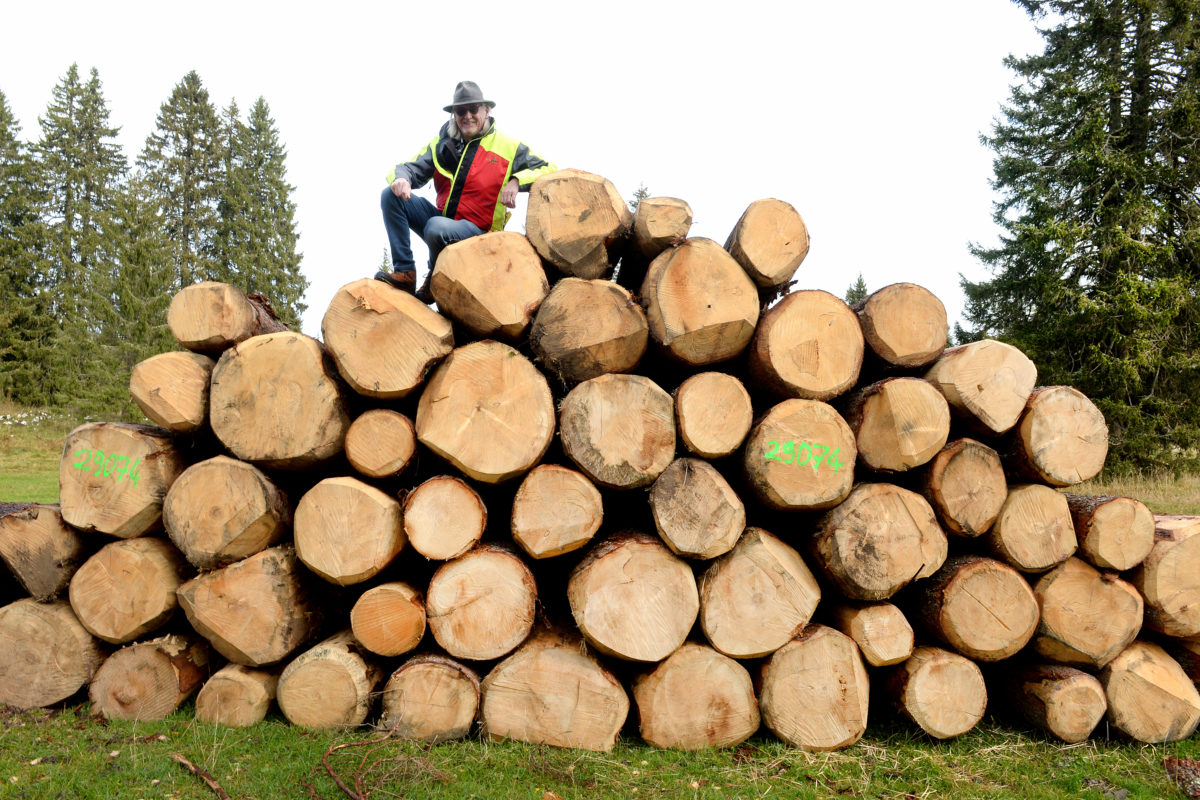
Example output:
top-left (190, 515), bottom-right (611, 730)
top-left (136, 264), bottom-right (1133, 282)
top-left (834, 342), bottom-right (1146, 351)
top-left (380, 187), bottom-right (484, 274)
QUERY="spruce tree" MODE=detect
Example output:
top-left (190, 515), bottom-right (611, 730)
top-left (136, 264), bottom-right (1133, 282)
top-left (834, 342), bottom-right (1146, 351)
top-left (845, 274), bottom-right (868, 305)
top-left (964, 0), bottom-right (1200, 470)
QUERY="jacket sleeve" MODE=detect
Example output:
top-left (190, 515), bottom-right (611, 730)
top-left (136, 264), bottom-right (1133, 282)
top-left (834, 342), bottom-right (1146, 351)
top-left (510, 142), bottom-right (557, 190)
top-left (385, 136), bottom-right (438, 188)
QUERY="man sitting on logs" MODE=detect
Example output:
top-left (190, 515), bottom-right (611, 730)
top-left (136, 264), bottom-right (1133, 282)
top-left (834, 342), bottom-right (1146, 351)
top-left (377, 81), bottom-right (557, 301)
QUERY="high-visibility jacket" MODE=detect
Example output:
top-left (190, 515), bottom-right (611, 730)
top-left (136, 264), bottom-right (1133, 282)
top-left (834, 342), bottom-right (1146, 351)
top-left (386, 119), bottom-right (556, 232)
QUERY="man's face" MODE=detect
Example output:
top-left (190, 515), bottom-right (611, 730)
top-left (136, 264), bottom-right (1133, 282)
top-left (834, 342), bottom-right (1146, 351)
top-left (454, 103), bottom-right (489, 138)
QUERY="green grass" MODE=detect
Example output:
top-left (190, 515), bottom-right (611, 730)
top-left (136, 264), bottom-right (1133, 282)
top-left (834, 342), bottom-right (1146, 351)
top-left (0, 402), bottom-right (75, 504)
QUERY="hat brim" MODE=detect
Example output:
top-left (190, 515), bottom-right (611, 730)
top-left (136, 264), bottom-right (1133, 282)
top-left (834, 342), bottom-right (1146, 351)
top-left (444, 100), bottom-right (496, 112)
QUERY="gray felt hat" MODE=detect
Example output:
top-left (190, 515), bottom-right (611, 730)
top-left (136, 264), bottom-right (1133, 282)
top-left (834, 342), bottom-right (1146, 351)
top-left (443, 81), bottom-right (495, 112)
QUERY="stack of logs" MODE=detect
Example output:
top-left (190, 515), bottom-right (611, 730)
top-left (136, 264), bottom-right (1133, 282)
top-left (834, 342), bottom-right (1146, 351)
top-left (4, 167), bottom-right (1200, 753)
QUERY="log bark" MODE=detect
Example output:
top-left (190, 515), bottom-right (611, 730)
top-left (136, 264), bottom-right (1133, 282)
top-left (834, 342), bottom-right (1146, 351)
top-left (923, 339), bottom-right (1038, 435)
top-left (0, 503), bottom-right (86, 601)
top-left (828, 601), bottom-right (914, 667)
top-left (810, 483), bottom-right (948, 601)
top-left (0, 598), bottom-right (105, 709)
top-left (89, 633), bottom-right (211, 721)
top-left (1032, 557), bottom-right (1143, 669)
top-left (209, 331), bottom-right (350, 469)
top-left (276, 630), bottom-right (383, 729)
top-left (649, 457), bottom-right (745, 559)
top-left (59, 422), bottom-right (186, 538)
top-left (843, 377), bottom-right (951, 473)
top-left (344, 409), bottom-right (417, 479)
top-left (510, 464), bottom-right (603, 559)
top-left (380, 654), bottom-right (481, 742)
top-left (1065, 493), bottom-right (1155, 572)
top-left (854, 282), bottom-right (947, 369)
top-left (994, 663), bottom-right (1107, 744)
top-left (886, 646), bottom-right (987, 739)
top-left (723, 198), bottom-right (810, 289)
top-left (129, 350), bottom-right (215, 433)
top-left (758, 624), bottom-right (870, 751)
top-left (986, 483), bottom-right (1077, 573)
top-left (529, 277), bottom-right (648, 383)
top-left (320, 277), bottom-right (455, 399)
top-left (559, 373), bottom-right (676, 489)
top-left (919, 438), bottom-right (1007, 538)
top-left (68, 537), bottom-right (190, 644)
top-left (699, 527), bottom-right (821, 659)
top-left (403, 475), bottom-right (486, 561)
top-left (194, 664), bottom-right (279, 727)
top-left (415, 340), bottom-right (555, 484)
top-left (568, 532), bottom-right (699, 662)
top-left (640, 237), bottom-right (760, 366)
top-left (425, 544), bottom-right (536, 661)
top-left (674, 371), bottom-right (753, 458)
top-left (167, 280), bottom-right (286, 354)
top-left (294, 476), bottom-right (405, 585)
top-left (748, 289), bottom-right (863, 400)
top-left (479, 628), bottom-right (629, 752)
top-left (175, 545), bottom-right (320, 667)
top-left (633, 642), bottom-right (759, 751)
top-left (430, 231), bottom-right (549, 341)
top-left (909, 554), bottom-right (1038, 662)
top-left (1007, 386), bottom-right (1109, 486)
top-left (1099, 641), bottom-right (1200, 743)
top-left (163, 455), bottom-right (290, 570)
top-left (525, 169), bottom-right (632, 278)
top-left (742, 398), bottom-right (857, 511)
top-left (1132, 514), bottom-right (1200, 638)
top-left (349, 581), bottom-right (426, 657)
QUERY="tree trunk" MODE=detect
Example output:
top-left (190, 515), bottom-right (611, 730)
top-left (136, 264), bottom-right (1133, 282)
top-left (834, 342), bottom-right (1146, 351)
top-left (380, 654), bottom-right (480, 742)
top-left (294, 476), bottom-right (405, 585)
top-left (128, 350), bottom-right (215, 433)
top-left (923, 339), bottom-right (1038, 435)
top-left (88, 633), bottom-right (211, 721)
top-left (59, 422), bottom-right (186, 538)
top-left (649, 457), bottom-right (745, 560)
top-left (430, 231), bottom-right (549, 341)
top-left (699, 527), bottom-right (821, 659)
top-left (425, 544), bottom-right (536, 661)
top-left (758, 624), bottom-right (870, 751)
top-left (723, 198), bottom-right (810, 289)
top-left (810, 483), bottom-right (948, 601)
top-left (529, 277), bottom-right (648, 383)
top-left (479, 628), bottom-right (629, 752)
top-left (986, 483), bottom-right (1077, 573)
top-left (827, 601), bottom-right (914, 667)
top-left (416, 340), bottom-right (555, 484)
top-left (344, 409), bottom-right (417, 480)
top-left (175, 545), bottom-right (321, 667)
top-left (1065, 493), bottom-right (1155, 571)
top-left (568, 532), bottom-right (698, 662)
top-left (167, 280), bottom-right (286, 354)
top-left (349, 581), bottom-right (426, 658)
top-left (885, 646), bottom-right (987, 739)
top-left (68, 537), bottom-right (190, 645)
top-left (993, 663), bottom-right (1107, 744)
top-left (524, 168), bottom-right (632, 279)
top-left (0, 599), bottom-right (105, 709)
top-left (853, 282), bottom-right (947, 369)
top-left (748, 289), bottom-right (863, 400)
top-left (403, 475), bottom-right (486, 561)
top-left (194, 663), bottom-right (279, 727)
top-left (209, 331), bottom-right (350, 469)
top-left (510, 464), bottom-right (603, 559)
top-left (559, 373), bottom-right (676, 489)
top-left (631, 196), bottom-right (692, 262)
top-left (1006, 386), bottom-right (1109, 486)
top-left (1131, 514), bottom-right (1200, 638)
top-left (843, 377), bottom-right (951, 473)
top-left (0, 504), bottom-right (86, 602)
top-left (1032, 557), bottom-right (1142, 669)
top-left (919, 438), bottom-right (1007, 538)
top-left (276, 629), bottom-right (383, 729)
top-left (742, 398), bottom-right (857, 511)
top-left (674, 371), bottom-right (753, 459)
top-left (1099, 641), bottom-right (1200, 743)
top-left (163, 455), bottom-right (290, 570)
top-left (633, 642), bottom-right (759, 751)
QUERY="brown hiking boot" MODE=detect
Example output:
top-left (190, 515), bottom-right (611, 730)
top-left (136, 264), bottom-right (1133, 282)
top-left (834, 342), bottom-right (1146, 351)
top-left (374, 270), bottom-right (416, 293)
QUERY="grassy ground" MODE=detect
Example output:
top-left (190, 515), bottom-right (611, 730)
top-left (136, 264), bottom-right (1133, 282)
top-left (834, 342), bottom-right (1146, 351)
top-left (0, 402), bottom-right (75, 504)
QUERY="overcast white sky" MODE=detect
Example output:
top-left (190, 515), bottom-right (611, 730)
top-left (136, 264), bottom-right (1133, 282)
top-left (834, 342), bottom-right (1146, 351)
top-left (3, 1), bottom-right (1044, 339)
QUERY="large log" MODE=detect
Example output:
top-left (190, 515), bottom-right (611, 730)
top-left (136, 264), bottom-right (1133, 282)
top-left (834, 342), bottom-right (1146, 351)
top-left (68, 537), bottom-right (190, 644)
top-left (294, 476), bottom-right (405, 585)
top-left (59, 422), bottom-right (186, 538)
top-left (276, 629), bottom-right (383, 729)
top-left (993, 663), bottom-right (1108, 744)
top-left (923, 339), bottom-right (1037, 435)
top-left (510, 464), bottom-right (603, 559)
top-left (568, 532), bottom-right (699, 662)
top-left (674, 371), bottom-right (753, 459)
top-left (1099, 641), bottom-right (1200, 743)
top-left (0, 598), bottom-right (105, 709)
top-left (827, 601), bottom-right (913, 667)
top-left (886, 646), bottom-right (987, 739)
top-left (1007, 386), bottom-right (1109, 486)
top-left (633, 642), bottom-right (759, 751)
top-left (843, 377), bottom-right (951, 473)
top-left (724, 198), bottom-right (810, 289)
top-left (758, 625), bottom-right (870, 752)
top-left (525, 169), bottom-right (632, 279)
top-left (344, 409), bottom-right (417, 480)
top-left (195, 663), bottom-right (279, 727)
top-left (349, 581), bottom-right (426, 657)
top-left (403, 475), bottom-right (486, 561)
top-left (528, 277), bottom-right (648, 383)
top-left (1065, 493), bottom-right (1155, 571)
top-left (128, 350), bottom-right (215, 433)
top-left (163, 455), bottom-right (290, 570)
top-left (559, 373), bottom-right (675, 490)
top-left (167, 280), bottom-right (286, 354)
top-left (631, 196), bottom-right (692, 259)
top-left (425, 545), bottom-right (537, 661)
top-left (380, 654), bottom-right (481, 742)
top-left (986, 483), bottom-right (1077, 573)
top-left (853, 282), bottom-right (947, 369)
top-left (209, 331), bottom-right (350, 469)
top-left (415, 340), bottom-right (555, 484)
top-left (320, 277), bottom-right (455, 399)
top-left (699, 527), bottom-right (821, 659)
top-left (748, 289), bottom-right (863, 400)
top-left (0, 503), bottom-right (86, 601)
top-left (919, 438), bottom-right (1007, 538)
top-left (1132, 514), bottom-right (1200, 638)
top-left (640, 237), bottom-right (760, 366)
top-left (430, 231), bottom-right (549, 341)
top-left (1032, 557), bottom-right (1143, 669)
top-left (88, 633), bottom-right (211, 721)
top-left (649, 457), bottom-right (745, 560)
top-left (479, 629), bottom-right (629, 752)
top-left (742, 398), bottom-right (857, 511)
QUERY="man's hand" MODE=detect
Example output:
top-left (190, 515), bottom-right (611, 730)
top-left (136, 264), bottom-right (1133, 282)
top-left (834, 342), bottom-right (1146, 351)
top-left (500, 178), bottom-right (519, 208)
top-left (390, 177), bottom-right (412, 200)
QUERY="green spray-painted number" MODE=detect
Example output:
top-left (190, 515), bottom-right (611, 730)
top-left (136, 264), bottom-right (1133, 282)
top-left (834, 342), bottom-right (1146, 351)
top-left (71, 449), bottom-right (140, 487)
top-left (763, 440), bottom-right (844, 473)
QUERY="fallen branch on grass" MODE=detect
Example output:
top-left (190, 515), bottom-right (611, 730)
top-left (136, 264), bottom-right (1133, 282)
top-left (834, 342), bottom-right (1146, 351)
top-left (170, 753), bottom-right (232, 800)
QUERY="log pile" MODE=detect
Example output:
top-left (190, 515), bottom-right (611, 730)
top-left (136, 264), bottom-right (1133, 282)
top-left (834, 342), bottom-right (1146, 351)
top-left (2, 168), bottom-right (1197, 753)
